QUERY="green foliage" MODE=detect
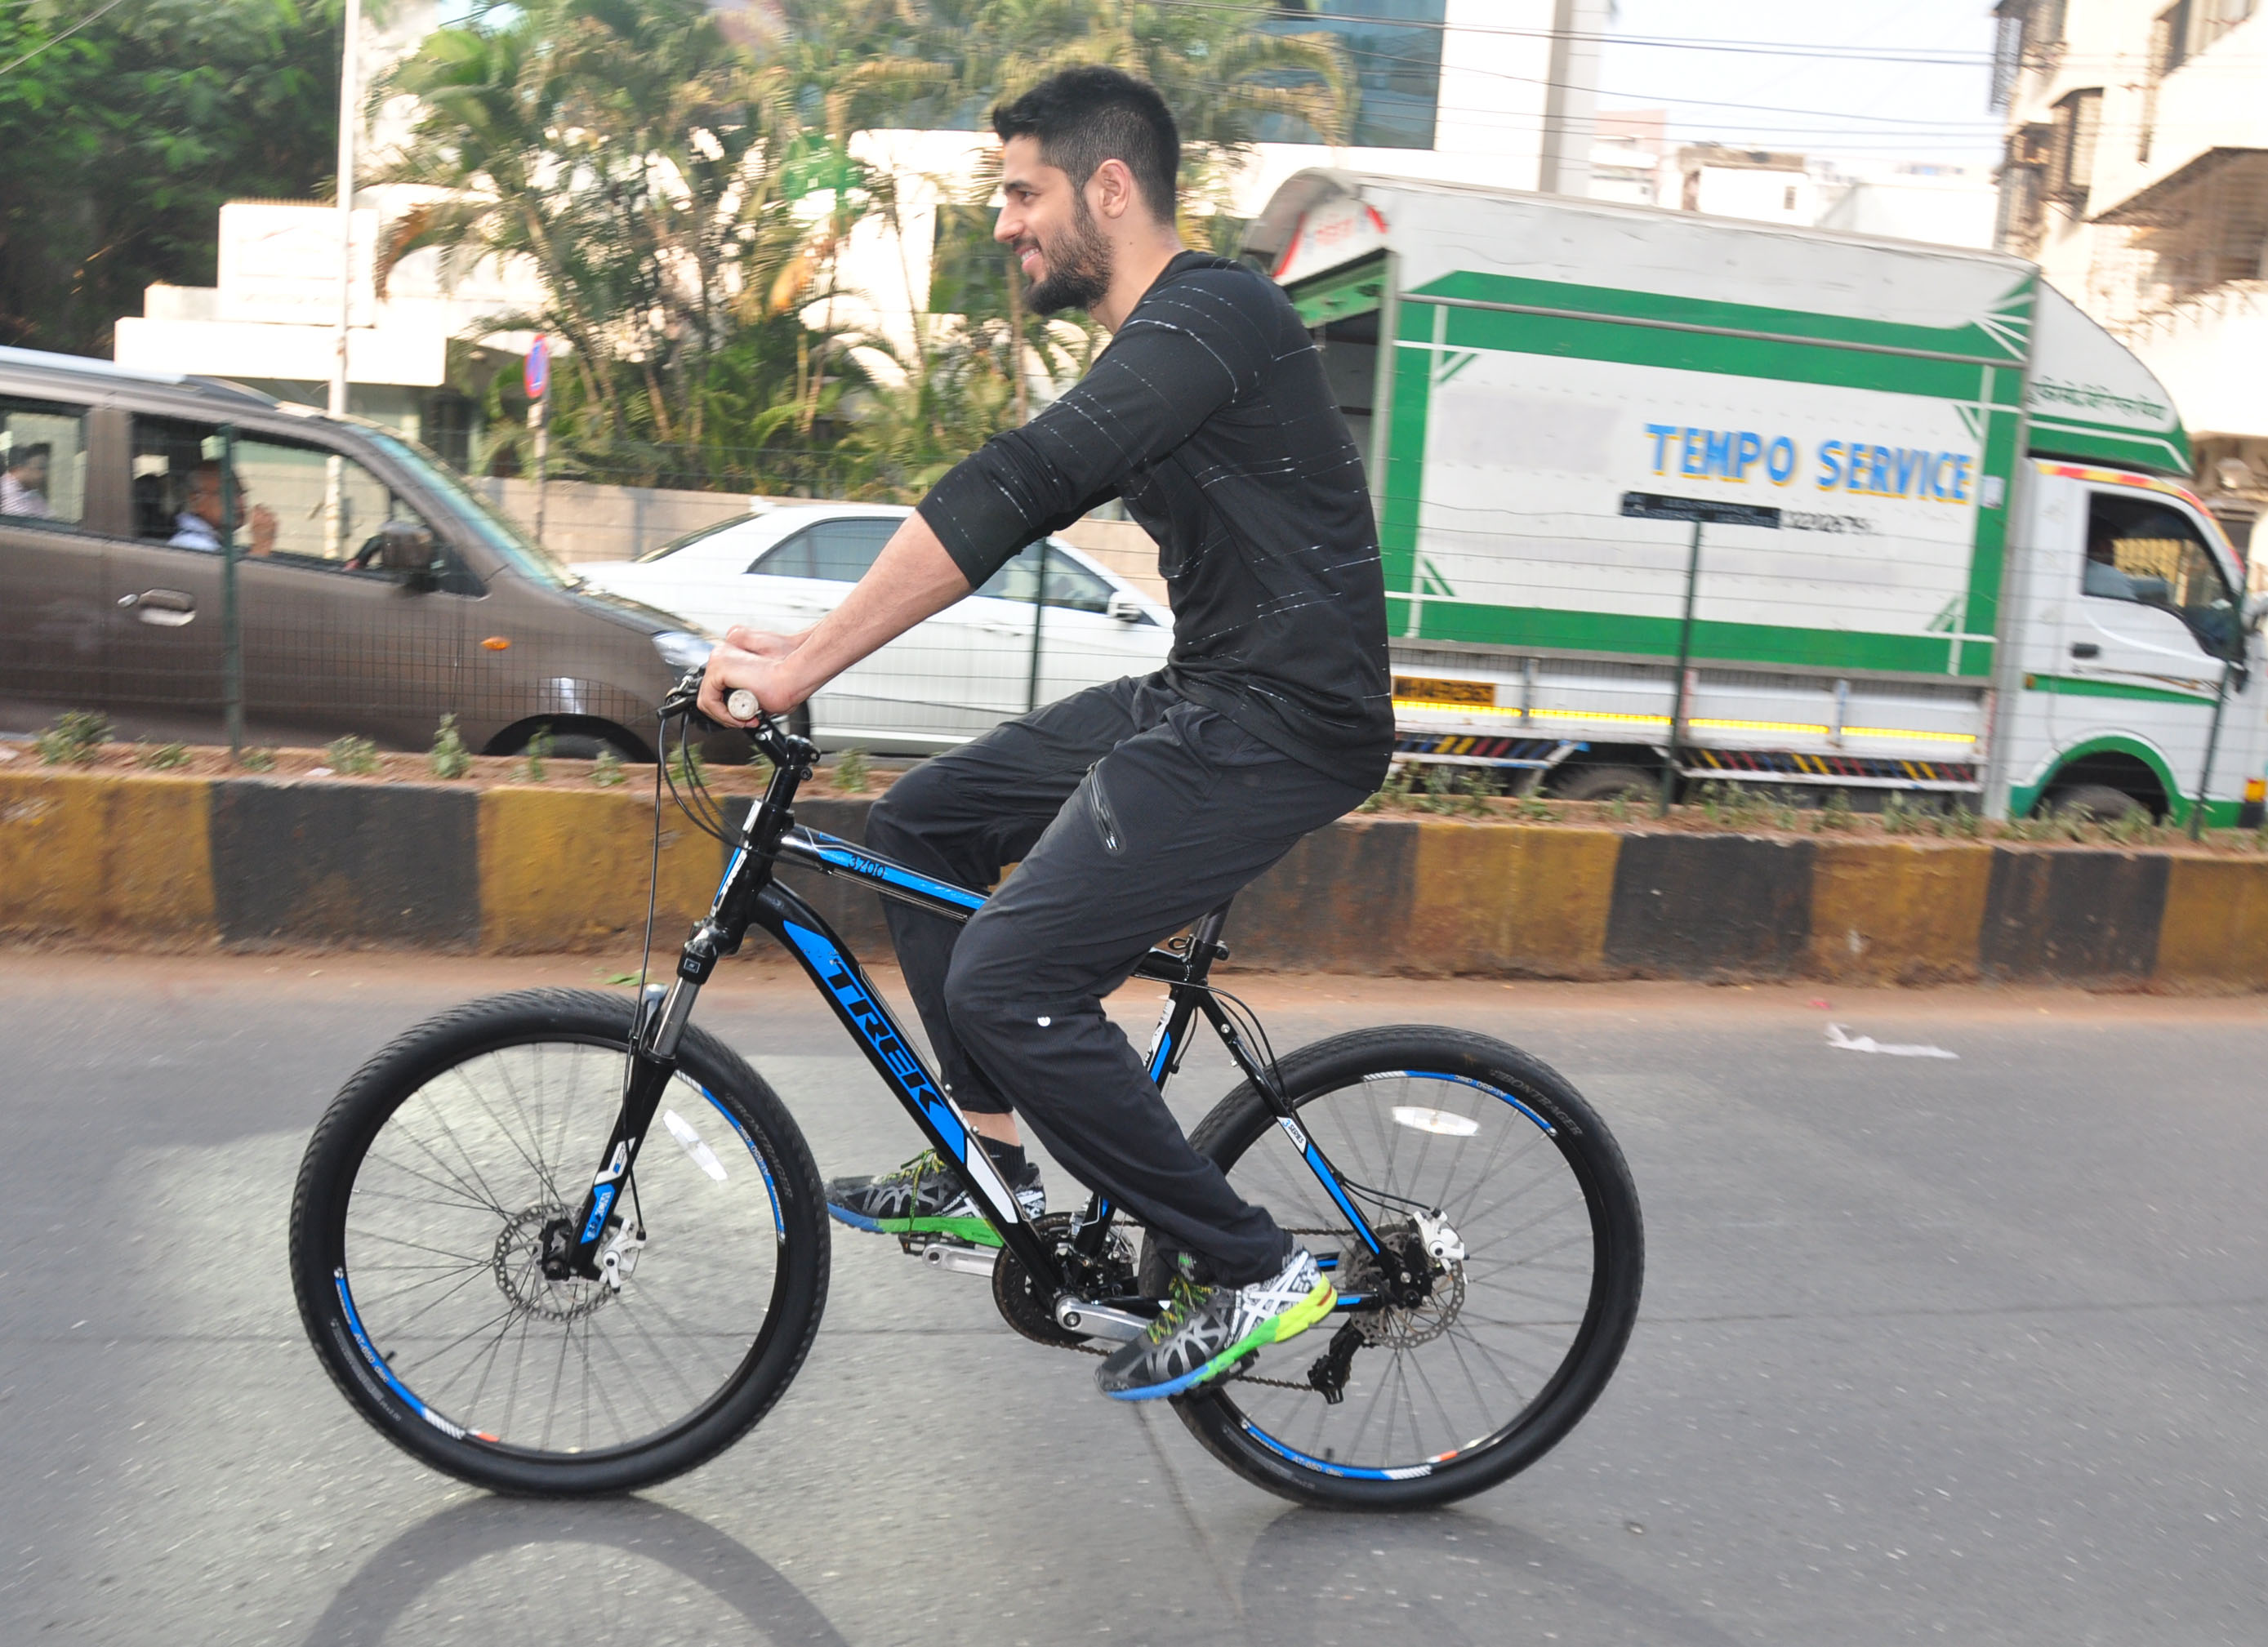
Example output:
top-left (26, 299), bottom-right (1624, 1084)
top-left (429, 714), bottom-right (471, 780)
top-left (0, 0), bottom-right (345, 354)
top-left (591, 745), bottom-right (626, 787)
top-left (34, 710), bottom-right (110, 765)
top-left (1881, 793), bottom-right (1918, 835)
top-left (238, 746), bottom-right (277, 772)
top-left (831, 746), bottom-right (870, 794)
top-left (519, 724), bottom-right (555, 783)
top-left (668, 737), bottom-right (706, 790)
top-left (325, 734), bottom-right (382, 777)
top-left (1816, 789), bottom-right (1856, 832)
top-left (1357, 765), bottom-right (1413, 813)
top-left (380, 0), bottom-right (1355, 496)
top-left (137, 741), bottom-right (190, 770)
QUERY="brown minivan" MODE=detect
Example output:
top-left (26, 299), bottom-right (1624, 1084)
top-left (0, 346), bottom-right (709, 760)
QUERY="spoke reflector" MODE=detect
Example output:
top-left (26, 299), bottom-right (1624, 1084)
top-left (663, 1108), bottom-right (729, 1181)
top-left (1391, 1105), bottom-right (1480, 1137)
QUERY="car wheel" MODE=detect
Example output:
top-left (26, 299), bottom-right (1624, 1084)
top-left (1554, 765), bottom-right (1659, 803)
top-left (2044, 783), bottom-right (2144, 823)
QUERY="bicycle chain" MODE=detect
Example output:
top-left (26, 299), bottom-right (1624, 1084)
top-left (1045, 1227), bottom-right (1345, 1393)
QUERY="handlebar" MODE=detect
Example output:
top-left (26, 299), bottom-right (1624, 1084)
top-left (660, 666), bottom-right (819, 774)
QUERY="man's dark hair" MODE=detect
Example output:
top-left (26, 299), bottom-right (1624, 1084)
top-left (992, 66), bottom-right (1179, 224)
top-left (7, 442), bottom-right (49, 470)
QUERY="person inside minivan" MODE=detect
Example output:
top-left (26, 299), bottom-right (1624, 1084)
top-left (168, 461), bottom-right (275, 556)
top-left (1, 442), bottom-right (50, 517)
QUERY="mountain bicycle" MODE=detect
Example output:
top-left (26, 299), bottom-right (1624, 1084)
top-left (288, 674), bottom-right (1644, 1508)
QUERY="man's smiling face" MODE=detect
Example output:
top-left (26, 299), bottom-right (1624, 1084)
top-left (995, 133), bottom-right (1113, 314)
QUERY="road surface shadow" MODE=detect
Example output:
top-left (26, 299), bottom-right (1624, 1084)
top-left (301, 1495), bottom-right (848, 1647)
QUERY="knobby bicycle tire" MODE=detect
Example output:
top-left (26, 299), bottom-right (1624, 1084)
top-left (1151, 1026), bottom-right (1643, 1510)
top-left (288, 989), bottom-right (830, 1496)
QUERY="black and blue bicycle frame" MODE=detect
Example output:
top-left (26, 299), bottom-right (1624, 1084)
top-left (561, 737), bottom-right (1389, 1309)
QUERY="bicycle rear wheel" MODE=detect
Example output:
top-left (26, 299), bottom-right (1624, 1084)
top-left (1152, 1026), bottom-right (1642, 1509)
top-left (289, 989), bottom-right (829, 1495)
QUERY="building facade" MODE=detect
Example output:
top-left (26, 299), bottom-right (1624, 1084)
top-left (1994, 0), bottom-right (2268, 550)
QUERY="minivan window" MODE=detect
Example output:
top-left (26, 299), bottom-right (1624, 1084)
top-left (2083, 493), bottom-right (2241, 659)
top-left (131, 418), bottom-right (467, 585)
top-left (363, 428), bottom-right (573, 590)
top-left (0, 395), bottom-right (90, 528)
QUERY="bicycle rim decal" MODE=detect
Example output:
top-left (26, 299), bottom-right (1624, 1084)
top-left (334, 1270), bottom-right (484, 1443)
top-left (701, 1086), bottom-right (783, 1238)
top-left (1362, 1070), bottom-right (1556, 1133)
top-left (1237, 1419), bottom-right (1433, 1481)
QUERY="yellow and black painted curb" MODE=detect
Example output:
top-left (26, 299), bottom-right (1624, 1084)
top-left (2, 770), bottom-right (2264, 988)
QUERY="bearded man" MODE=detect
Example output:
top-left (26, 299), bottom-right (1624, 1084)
top-left (700, 65), bottom-right (1392, 1400)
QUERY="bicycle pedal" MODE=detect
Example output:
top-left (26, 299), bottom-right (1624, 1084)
top-left (902, 1238), bottom-right (996, 1278)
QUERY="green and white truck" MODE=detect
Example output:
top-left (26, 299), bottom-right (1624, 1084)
top-left (1245, 170), bottom-right (2265, 823)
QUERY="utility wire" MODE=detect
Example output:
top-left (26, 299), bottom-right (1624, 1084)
top-left (0, 0), bottom-right (130, 78)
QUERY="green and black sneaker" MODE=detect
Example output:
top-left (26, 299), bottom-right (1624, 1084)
top-left (1095, 1248), bottom-right (1335, 1402)
top-left (824, 1150), bottom-right (1045, 1248)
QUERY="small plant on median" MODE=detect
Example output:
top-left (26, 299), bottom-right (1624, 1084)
top-left (238, 746), bottom-right (277, 772)
top-left (1357, 766), bottom-right (1414, 812)
top-left (1943, 804), bottom-right (1982, 839)
top-left (591, 745), bottom-right (626, 787)
top-left (669, 737), bottom-right (706, 790)
top-left (832, 747), bottom-right (870, 794)
top-left (1412, 763), bottom-right (1460, 814)
top-left (519, 724), bottom-right (555, 783)
top-left (1881, 793), bottom-right (1918, 835)
top-left (428, 714), bottom-right (470, 780)
top-left (325, 734), bottom-right (382, 777)
top-left (34, 710), bottom-right (109, 765)
top-left (1606, 790), bottom-right (1630, 824)
top-left (1815, 788), bottom-right (1856, 832)
top-left (136, 740), bottom-right (189, 770)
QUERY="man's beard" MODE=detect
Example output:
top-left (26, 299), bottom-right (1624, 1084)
top-left (1022, 196), bottom-right (1113, 314)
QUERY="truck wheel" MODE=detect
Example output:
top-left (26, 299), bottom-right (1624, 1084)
top-left (1556, 765), bottom-right (1659, 803)
top-left (2045, 783), bottom-right (2143, 822)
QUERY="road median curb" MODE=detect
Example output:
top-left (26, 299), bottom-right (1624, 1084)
top-left (6, 770), bottom-right (2268, 988)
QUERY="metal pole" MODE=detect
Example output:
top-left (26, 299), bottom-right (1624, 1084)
top-left (324, 0), bottom-right (360, 555)
top-left (530, 392), bottom-right (549, 547)
top-left (220, 425), bottom-right (243, 759)
top-left (1660, 519), bottom-right (1702, 817)
top-left (1025, 539), bottom-right (1049, 714)
top-left (2188, 656), bottom-right (2233, 840)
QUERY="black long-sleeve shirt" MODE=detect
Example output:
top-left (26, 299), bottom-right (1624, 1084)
top-left (916, 251), bottom-right (1392, 785)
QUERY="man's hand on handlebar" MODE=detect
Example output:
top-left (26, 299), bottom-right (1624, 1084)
top-left (696, 626), bottom-right (811, 728)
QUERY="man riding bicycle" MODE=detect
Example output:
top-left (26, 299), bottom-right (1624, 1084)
top-left (698, 66), bottom-right (1392, 1402)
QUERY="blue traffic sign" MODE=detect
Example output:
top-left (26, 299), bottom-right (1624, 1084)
top-left (524, 335), bottom-right (550, 399)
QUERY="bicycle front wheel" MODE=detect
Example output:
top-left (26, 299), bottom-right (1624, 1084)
top-left (289, 989), bottom-right (829, 1495)
top-left (1155, 1026), bottom-right (1642, 1509)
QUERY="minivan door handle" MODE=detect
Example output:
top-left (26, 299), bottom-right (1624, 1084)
top-left (2070, 642), bottom-right (2101, 659)
top-left (120, 589), bottom-right (197, 627)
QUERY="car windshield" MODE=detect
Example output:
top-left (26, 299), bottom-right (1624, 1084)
top-left (364, 430), bottom-right (576, 590)
top-left (637, 514), bottom-right (760, 563)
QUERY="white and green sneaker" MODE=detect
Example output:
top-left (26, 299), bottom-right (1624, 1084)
top-left (1096, 1248), bottom-right (1336, 1402)
top-left (825, 1149), bottom-right (1044, 1248)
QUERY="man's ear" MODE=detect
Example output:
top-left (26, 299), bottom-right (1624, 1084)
top-left (1089, 157), bottom-right (1140, 224)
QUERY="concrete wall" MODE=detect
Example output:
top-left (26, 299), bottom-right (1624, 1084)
top-left (8, 768), bottom-right (2268, 990)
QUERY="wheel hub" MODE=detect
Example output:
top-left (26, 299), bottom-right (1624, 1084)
top-left (1339, 1223), bottom-right (1465, 1348)
top-left (496, 1206), bottom-right (613, 1323)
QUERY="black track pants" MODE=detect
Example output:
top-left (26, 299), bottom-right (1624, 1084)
top-left (863, 674), bottom-right (1369, 1285)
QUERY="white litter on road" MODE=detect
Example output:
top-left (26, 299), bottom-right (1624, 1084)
top-left (1827, 1023), bottom-right (1958, 1059)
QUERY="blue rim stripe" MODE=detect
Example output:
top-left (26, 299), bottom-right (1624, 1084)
top-left (1385, 1070), bottom-right (1556, 1134)
top-left (701, 1085), bottom-right (784, 1237)
top-left (1241, 1422), bottom-right (1433, 1481)
top-left (336, 1271), bottom-right (466, 1440)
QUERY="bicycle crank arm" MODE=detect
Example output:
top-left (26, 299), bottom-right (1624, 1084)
top-left (1052, 1298), bottom-right (1154, 1342)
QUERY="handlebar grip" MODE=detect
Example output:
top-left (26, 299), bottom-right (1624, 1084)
top-left (726, 688), bottom-right (759, 723)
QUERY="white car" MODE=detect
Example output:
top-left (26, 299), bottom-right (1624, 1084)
top-left (573, 504), bottom-right (1173, 754)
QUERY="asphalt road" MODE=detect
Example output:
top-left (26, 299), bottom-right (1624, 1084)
top-left (4, 950), bottom-right (2266, 1645)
